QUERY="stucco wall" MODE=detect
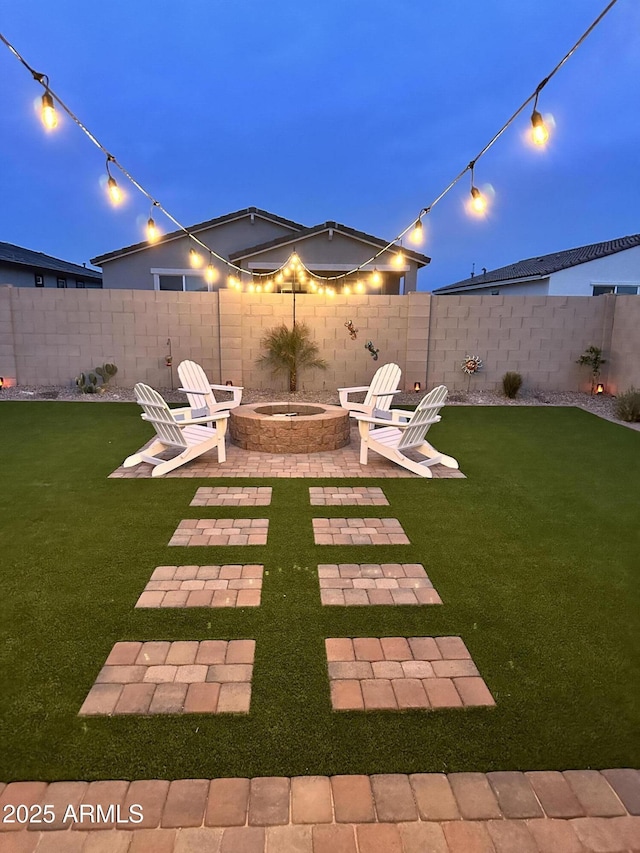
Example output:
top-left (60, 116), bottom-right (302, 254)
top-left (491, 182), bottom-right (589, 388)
top-left (0, 287), bottom-right (638, 393)
top-left (548, 245), bottom-right (640, 295)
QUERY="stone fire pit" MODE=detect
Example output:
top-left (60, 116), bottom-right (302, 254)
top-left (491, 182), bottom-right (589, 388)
top-left (229, 403), bottom-right (350, 454)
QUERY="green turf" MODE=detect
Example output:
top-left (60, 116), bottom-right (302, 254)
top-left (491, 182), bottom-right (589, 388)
top-left (0, 401), bottom-right (638, 781)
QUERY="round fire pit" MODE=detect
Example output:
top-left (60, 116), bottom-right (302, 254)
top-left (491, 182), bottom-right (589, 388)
top-left (229, 403), bottom-right (350, 454)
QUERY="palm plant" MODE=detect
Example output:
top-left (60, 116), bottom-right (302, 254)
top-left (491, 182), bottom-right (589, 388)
top-left (257, 322), bottom-right (327, 392)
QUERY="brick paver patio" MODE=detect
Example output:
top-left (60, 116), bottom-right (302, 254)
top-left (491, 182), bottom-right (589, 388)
top-left (326, 637), bottom-right (494, 710)
top-left (190, 486), bottom-right (272, 506)
top-left (313, 518), bottom-right (410, 545)
top-left (318, 564), bottom-right (442, 606)
top-left (135, 565), bottom-right (263, 608)
top-left (109, 423), bottom-right (467, 479)
top-left (168, 519), bottom-right (269, 546)
top-left (1, 771), bottom-right (638, 850)
top-left (79, 641), bottom-right (255, 716)
top-left (309, 486), bottom-right (389, 506)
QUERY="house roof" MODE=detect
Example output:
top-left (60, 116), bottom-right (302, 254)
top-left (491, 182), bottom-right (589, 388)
top-left (229, 221), bottom-right (431, 267)
top-left (91, 207), bottom-right (306, 265)
top-left (0, 242), bottom-right (102, 280)
top-left (433, 233), bottom-right (640, 294)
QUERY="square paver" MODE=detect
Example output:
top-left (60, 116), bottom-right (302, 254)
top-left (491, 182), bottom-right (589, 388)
top-left (309, 487), bottom-right (389, 506)
top-left (136, 565), bottom-right (263, 608)
top-left (318, 564), bottom-right (442, 606)
top-left (169, 519), bottom-right (269, 546)
top-left (312, 518), bottom-right (409, 545)
top-left (79, 641), bottom-right (255, 715)
top-left (191, 487), bottom-right (272, 506)
top-left (325, 637), bottom-right (495, 711)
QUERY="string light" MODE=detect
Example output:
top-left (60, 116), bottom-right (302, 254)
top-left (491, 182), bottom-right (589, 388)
top-left (189, 247), bottom-right (203, 267)
top-left (0, 1), bottom-right (620, 285)
top-left (105, 156), bottom-right (123, 205)
top-left (146, 203), bottom-right (160, 242)
top-left (40, 84), bottom-right (57, 130)
top-left (468, 163), bottom-right (487, 215)
top-left (409, 213), bottom-right (426, 245)
top-left (205, 253), bottom-right (218, 284)
top-left (370, 269), bottom-right (382, 286)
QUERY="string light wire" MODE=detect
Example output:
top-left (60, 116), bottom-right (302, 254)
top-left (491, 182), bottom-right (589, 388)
top-left (0, 0), bottom-right (620, 286)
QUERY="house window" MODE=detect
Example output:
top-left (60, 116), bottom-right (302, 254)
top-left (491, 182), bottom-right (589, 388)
top-left (490, 289), bottom-right (500, 295)
top-left (56, 278), bottom-right (67, 288)
top-left (34, 274), bottom-right (44, 287)
top-left (592, 284), bottom-right (638, 295)
top-left (76, 280), bottom-right (85, 288)
top-left (154, 272), bottom-right (209, 292)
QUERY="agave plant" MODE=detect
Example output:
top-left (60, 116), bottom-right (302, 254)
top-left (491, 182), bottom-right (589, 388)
top-left (257, 322), bottom-right (327, 392)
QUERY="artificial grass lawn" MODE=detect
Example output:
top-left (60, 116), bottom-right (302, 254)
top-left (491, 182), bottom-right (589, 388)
top-left (0, 400), bottom-right (638, 782)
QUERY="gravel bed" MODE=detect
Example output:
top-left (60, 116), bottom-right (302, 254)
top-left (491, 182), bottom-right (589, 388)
top-left (1, 383), bottom-right (634, 430)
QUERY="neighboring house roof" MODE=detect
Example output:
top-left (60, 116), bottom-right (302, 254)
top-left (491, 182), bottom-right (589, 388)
top-left (0, 241), bottom-right (102, 280)
top-left (229, 221), bottom-right (431, 267)
top-left (91, 207), bottom-right (306, 265)
top-left (433, 233), bottom-right (640, 294)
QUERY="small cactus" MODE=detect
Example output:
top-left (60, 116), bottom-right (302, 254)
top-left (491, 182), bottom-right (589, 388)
top-left (75, 362), bottom-right (118, 394)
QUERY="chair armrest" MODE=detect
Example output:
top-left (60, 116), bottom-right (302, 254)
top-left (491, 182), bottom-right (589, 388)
top-left (176, 411), bottom-right (230, 426)
top-left (355, 413), bottom-right (440, 429)
top-left (210, 383), bottom-right (244, 392)
top-left (178, 386), bottom-right (210, 396)
top-left (337, 385), bottom-right (369, 394)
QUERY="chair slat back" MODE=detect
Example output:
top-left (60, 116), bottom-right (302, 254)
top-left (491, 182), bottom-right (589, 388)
top-left (397, 385), bottom-right (449, 450)
top-left (134, 383), bottom-right (187, 448)
top-left (177, 360), bottom-right (217, 411)
top-left (364, 362), bottom-right (401, 413)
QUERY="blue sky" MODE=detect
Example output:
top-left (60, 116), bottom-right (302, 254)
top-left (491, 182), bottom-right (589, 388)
top-left (1, 0), bottom-right (638, 289)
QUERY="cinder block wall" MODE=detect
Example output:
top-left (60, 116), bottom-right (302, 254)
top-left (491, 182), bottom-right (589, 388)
top-left (609, 296), bottom-right (640, 395)
top-left (0, 286), bottom-right (638, 393)
top-left (426, 294), bottom-right (614, 392)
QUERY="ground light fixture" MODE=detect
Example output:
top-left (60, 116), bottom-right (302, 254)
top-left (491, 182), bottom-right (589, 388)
top-left (596, 383), bottom-right (605, 394)
top-left (414, 381), bottom-right (421, 392)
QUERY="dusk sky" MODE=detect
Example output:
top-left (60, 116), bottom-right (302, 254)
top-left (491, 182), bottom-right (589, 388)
top-left (1, 0), bottom-right (638, 289)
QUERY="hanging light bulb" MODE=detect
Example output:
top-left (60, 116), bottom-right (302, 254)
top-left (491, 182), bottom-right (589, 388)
top-left (41, 89), bottom-right (57, 130)
top-left (410, 218), bottom-right (424, 245)
top-left (264, 280), bottom-right (273, 291)
top-left (290, 252), bottom-right (299, 265)
top-left (275, 272), bottom-right (284, 284)
top-left (392, 249), bottom-right (404, 268)
top-left (370, 269), bottom-right (382, 286)
top-left (318, 285), bottom-right (325, 295)
top-left (205, 258), bottom-right (218, 284)
top-left (105, 157), bottom-right (123, 205)
top-left (256, 284), bottom-right (263, 293)
top-left (189, 247), bottom-right (203, 267)
top-left (531, 109), bottom-right (549, 145)
top-left (468, 163), bottom-right (488, 215)
top-left (343, 285), bottom-right (351, 296)
top-left (470, 185), bottom-right (487, 214)
top-left (355, 281), bottom-right (365, 294)
top-left (248, 283), bottom-right (255, 293)
top-left (146, 204), bottom-right (160, 242)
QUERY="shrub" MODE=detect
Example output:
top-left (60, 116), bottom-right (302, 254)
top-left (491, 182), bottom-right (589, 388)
top-left (75, 362), bottom-right (118, 394)
top-left (576, 345), bottom-right (606, 393)
top-left (614, 387), bottom-right (640, 422)
top-left (502, 371), bottom-right (523, 399)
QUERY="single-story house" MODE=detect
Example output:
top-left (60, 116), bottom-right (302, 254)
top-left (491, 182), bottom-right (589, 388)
top-left (0, 242), bottom-right (102, 289)
top-left (91, 207), bottom-right (430, 294)
top-left (433, 234), bottom-right (640, 296)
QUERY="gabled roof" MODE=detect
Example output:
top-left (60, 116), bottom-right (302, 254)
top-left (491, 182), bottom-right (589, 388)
top-left (433, 234), bottom-right (640, 294)
top-left (0, 241), bottom-right (102, 280)
top-left (91, 207), bottom-right (305, 265)
top-left (229, 221), bottom-right (431, 267)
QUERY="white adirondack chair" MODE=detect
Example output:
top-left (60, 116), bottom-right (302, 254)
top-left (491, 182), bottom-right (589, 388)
top-left (354, 385), bottom-right (458, 478)
top-left (338, 362), bottom-right (402, 420)
top-left (122, 383), bottom-right (229, 477)
top-left (177, 360), bottom-right (243, 421)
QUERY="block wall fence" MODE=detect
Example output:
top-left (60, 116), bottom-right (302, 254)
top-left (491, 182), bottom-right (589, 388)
top-left (0, 286), bottom-right (638, 394)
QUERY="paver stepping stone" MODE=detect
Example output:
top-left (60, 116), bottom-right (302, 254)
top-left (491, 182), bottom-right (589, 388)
top-left (325, 637), bottom-right (495, 711)
top-left (79, 641), bottom-right (255, 716)
top-left (312, 518), bottom-right (409, 546)
top-left (136, 565), bottom-right (263, 608)
top-left (318, 563), bottom-right (441, 606)
top-left (191, 487), bottom-right (272, 506)
top-left (169, 519), bottom-right (269, 546)
top-left (309, 487), bottom-right (389, 506)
